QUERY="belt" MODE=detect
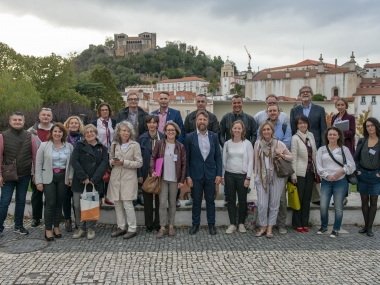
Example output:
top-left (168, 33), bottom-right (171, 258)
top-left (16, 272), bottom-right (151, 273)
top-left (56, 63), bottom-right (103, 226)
top-left (53, 168), bottom-right (66, 173)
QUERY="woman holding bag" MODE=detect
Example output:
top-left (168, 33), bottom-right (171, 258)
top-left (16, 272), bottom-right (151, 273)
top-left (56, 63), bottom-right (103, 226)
top-left (35, 123), bottom-right (74, 241)
top-left (316, 127), bottom-right (356, 238)
top-left (71, 124), bottom-right (108, 240)
top-left (150, 122), bottom-right (186, 238)
top-left (253, 121), bottom-right (293, 238)
top-left (108, 121), bottom-right (143, 240)
top-left (290, 115), bottom-right (317, 233)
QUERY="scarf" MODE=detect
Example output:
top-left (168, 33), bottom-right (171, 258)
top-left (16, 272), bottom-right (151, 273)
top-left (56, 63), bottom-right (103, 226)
top-left (101, 119), bottom-right (111, 148)
top-left (258, 138), bottom-right (276, 192)
top-left (150, 132), bottom-right (160, 151)
top-left (67, 131), bottom-right (83, 146)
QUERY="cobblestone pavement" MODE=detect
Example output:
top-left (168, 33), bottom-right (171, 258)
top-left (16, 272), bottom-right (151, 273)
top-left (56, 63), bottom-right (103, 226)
top-left (1, 218), bottom-right (380, 285)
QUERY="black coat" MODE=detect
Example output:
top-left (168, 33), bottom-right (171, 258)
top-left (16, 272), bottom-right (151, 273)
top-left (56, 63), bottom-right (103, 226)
top-left (137, 131), bottom-right (165, 181)
top-left (71, 140), bottom-right (109, 194)
top-left (116, 106), bottom-right (148, 136)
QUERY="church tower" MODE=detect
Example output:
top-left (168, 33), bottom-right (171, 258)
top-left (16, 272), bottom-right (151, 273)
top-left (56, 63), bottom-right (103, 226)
top-left (220, 57), bottom-right (234, 95)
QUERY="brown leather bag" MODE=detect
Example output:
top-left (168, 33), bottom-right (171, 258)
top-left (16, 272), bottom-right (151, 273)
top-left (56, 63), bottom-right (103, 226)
top-left (1, 132), bottom-right (27, 182)
top-left (273, 141), bottom-right (294, 178)
top-left (142, 174), bottom-right (162, 194)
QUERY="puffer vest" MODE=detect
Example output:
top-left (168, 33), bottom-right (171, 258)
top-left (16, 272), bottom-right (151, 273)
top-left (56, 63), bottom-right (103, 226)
top-left (2, 128), bottom-right (32, 177)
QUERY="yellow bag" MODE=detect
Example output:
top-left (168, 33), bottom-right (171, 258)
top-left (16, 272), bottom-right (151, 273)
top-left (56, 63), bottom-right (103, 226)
top-left (286, 182), bottom-right (300, 210)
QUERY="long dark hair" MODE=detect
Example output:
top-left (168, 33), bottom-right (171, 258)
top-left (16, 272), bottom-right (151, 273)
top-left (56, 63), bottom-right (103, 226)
top-left (323, 127), bottom-right (345, 147)
top-left (363, 117), bottom-right (380, 138)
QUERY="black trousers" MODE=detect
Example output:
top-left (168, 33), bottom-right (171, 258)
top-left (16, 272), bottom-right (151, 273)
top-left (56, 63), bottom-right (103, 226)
top-left (31, 177), bottom-right (43, 220)
top-left (43, 172), bottom-right (67, 230)
top-left (141, 184), bottom-right (160, 227)
top-left (292, 172), bottom-right (314, 228)
top-left (225, 171), bottom-right (248, 225)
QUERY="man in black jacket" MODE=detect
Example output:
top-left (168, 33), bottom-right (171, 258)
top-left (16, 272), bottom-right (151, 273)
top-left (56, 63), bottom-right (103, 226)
top-left (116, 92), bottom-right (148, 206)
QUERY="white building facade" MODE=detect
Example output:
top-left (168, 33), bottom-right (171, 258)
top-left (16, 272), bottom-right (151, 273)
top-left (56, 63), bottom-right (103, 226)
top-left (155, 76), bottom-right (209, 95)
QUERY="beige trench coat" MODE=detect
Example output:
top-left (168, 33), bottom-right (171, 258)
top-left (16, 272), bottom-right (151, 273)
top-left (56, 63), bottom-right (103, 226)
top-left (107, 141), bottom-right (143, 201)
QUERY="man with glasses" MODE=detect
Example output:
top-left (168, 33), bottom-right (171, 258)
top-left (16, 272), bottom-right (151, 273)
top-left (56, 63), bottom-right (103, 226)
top-left (0, 112), bottom-right (38, 236)
top-left (254, 94), bottom-right (289, 126)
top-left (152, 91), bottom-right (186, 207)
top-left (184, 94), bottom-right (219, 206)
top-left (116, 93), bottom-right (148, 206)
top-left (28, 107), bottom-right (54, 227)
top-left (290, 86), bottom-right (327, 206)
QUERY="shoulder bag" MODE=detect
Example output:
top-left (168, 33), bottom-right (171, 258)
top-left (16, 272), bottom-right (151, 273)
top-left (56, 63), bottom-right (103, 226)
top-left (273, 141), bottom-right (294, 178)
top-left (102, 144), bottom-right (116, 182)
top-left (1, 132), bottom-right (27, 182)
top-left (142, 140), bottom-right (165, 195)
top-left (326, 146), bottom-right (358, 185)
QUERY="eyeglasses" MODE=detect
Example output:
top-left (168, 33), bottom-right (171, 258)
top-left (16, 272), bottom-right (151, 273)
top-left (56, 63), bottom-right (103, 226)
top-left (85, 130), bottom-right (95, 135)
top-left (298, 122), bottom-right (307, 126)
top-left (41, 108), bottom-right (52, 111)
top-left (300, 91), bottom-right (311, 94)
top-left (266, 102), bottom-right (277, 105)
top-left (127, 98), bottom-right (139, 102)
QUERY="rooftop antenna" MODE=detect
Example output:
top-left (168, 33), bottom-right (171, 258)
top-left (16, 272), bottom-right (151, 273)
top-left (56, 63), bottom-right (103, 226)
top-left (303, 46), bottom-right (304, 60)
top-left (244, 46), bottom-right (252, 69)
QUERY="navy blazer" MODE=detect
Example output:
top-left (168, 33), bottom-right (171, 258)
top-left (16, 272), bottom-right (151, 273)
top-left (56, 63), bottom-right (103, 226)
top-left (151, 108), bottom-right (185, 143)
top-left (137, 131), bottom-right (165, 180)
top-left (185, 131), bottom-right (222, 180)
top-left (290, 103), bottom-right (327, 148)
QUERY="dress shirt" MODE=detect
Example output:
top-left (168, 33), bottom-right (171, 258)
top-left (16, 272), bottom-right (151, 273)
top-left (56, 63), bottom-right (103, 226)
top-left (52, 144), bottom-right (68, 169)
top-left (197, 130), bottom-right (210, 161)
top-left (157, 109), bottom-right (168, 133)
top-left (302, 103), bottom-right (312, 117)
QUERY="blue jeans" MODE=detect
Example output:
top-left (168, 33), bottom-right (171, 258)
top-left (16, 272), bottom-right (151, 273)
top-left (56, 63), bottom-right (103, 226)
top-left (0, 175), bottom-right (31, 231)
top-left (320, 178), bottom-right (348, 231)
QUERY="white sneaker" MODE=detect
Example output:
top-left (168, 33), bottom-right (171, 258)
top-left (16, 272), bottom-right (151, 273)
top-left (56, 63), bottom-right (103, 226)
top-left (238, 224), bottom-right (246, 233)
top-left (225, 225), bottom-right (236, 234)
top-left (72, 229), bottom-right (86, 239)
top-left (87, 229), bottom-right (95, 240)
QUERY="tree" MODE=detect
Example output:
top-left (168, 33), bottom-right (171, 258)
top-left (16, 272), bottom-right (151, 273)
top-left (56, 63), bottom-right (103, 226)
top-left (0, 71), bottom-right (42, 117)
top-left (104, 36), bottom-right (114, 49)
top-left (207, 80), bottom-right (219, 96)
top-left (312, 94), bottom-right (326, 101)
top-left (356, 108), bottom-right (371, 138)
top-left (90, 66), bottom-right (125, 112)
top-left (234, 83), bottom-right (243, 95)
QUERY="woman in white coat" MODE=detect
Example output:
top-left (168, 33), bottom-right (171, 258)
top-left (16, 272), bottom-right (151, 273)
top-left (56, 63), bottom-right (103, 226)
top-left (108, 121), bottom-right (143, 239)
top-left (35, 123), bottom-right (74, 241)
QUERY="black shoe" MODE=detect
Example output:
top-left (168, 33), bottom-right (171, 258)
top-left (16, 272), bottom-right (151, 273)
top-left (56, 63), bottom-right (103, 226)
top-left (155, 225), bottom-right (161, 232)
top-left (31, 219), bottom-right (40, 227)
top-left (317, 227), bottom-right (327, 235)
top-left (14, 226), bottom-right (29, 235)
top-left (54, 233), bottom-right (63, 238)
top-left (189, 225), bottom-right (199, 235)
top-left (138, 195), bottom-right (144, 206)
top-left (209, 225), bottom-right (217, 235)
top-left (146, 226), bottom-right (153, 233)
top-left (367, 229), bottom-right (374, 237)
top-left (45, 234), bottom-right (54, 241)
top-left (358, 227), bottom-right (367, 234)
top-left (312, 201), bottom-right (320, 206)
top-left (133, 199), bottom-right (137, 207)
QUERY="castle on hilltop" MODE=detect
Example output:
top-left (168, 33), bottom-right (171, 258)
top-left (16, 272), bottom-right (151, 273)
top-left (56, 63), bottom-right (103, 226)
top-left (114, 32), bottom-right (157, 57)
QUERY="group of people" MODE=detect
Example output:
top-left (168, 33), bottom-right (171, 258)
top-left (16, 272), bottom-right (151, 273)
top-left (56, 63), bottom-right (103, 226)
top-left (0, 86), bottom-right (379, 241)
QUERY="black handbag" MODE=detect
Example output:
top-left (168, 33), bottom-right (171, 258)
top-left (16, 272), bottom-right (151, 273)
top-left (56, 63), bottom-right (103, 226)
top-left (1, 132), bottom-right (27, 182)
top-left (326, 146), bottom-right (358, 185)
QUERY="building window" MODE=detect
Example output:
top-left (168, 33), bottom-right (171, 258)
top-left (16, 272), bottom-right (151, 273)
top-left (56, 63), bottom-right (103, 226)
top-left (361, 96), bottom-right (366, 105)
top-left (371, 96), bottom-right (377, 105)
top-left (374, 69), bottom-right (377, 72)
top-left (185, 110), bottom-right (191, 116)
top-left (334, 88), bottom-right (339, 97)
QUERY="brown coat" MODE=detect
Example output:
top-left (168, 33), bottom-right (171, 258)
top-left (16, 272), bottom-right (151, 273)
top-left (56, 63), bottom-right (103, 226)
top-left (149, 139), bottom-right (186, 184)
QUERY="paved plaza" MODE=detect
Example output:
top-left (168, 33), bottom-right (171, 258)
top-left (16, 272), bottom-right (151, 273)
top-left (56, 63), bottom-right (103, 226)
top-left (0, 218), bottom-right (380, 285)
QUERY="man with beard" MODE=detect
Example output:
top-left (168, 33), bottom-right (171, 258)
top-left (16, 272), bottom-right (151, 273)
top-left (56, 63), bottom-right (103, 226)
top-left (290, 86), bottom-right (327, 206)
top-left (185, 111), bottom-right (222, 235)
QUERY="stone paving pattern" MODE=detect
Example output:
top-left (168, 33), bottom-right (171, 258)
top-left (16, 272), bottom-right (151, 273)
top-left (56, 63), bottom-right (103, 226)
top-left (1, 218), bottom-right (380, 285)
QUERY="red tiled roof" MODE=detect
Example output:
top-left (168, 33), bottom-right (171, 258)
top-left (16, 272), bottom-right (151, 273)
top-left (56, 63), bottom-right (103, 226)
top-left (353, 87), bottom-right (380, 96)
top-left (361, 78), bottom-right (380, 84)
top-left (364, 63), bottom-right (380, 68)
top-left (159, 76), bottom-right (207, 83)
top-left (264, 59), bottom-right (336, 71)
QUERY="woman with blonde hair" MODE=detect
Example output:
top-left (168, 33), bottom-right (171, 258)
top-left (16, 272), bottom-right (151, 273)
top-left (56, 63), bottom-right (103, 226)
top-left (62, 116), bottom-right (84, 232)
top-left (221, 120), bottom-right (253, 234)
top-left (108, 121), bottom-right (143, 239)
top-left (254, 121), bottom-right (293, 238)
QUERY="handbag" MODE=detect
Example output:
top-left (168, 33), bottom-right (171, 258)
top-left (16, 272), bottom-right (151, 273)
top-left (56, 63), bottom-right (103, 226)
top-left (273, 142), bottom-right (294, 178)
top-left (286, 182), bottom-right (300, 210)
top-left (142, 174), bottom-right (162, 194)
top-left (326, 146), bottom-right (358, 185)
top-left (80, 183), bottom-right (100, 221)
top-left (296, 135), bottom-right (320, 184)
top-left (1, 132), bottom-right (27, 182)
top-left (102, 144), bottom-right (116, 182)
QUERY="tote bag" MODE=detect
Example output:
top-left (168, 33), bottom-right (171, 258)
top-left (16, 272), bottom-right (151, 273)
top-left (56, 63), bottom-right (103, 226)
top-left (286, 182), bottom-right (300, 210)
top-left (80, 183), bottom-right (100, 221)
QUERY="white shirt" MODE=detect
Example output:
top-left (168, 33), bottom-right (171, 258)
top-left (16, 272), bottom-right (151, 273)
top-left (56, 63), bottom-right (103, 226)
top-left (197, 130), bottom-right (210, 161)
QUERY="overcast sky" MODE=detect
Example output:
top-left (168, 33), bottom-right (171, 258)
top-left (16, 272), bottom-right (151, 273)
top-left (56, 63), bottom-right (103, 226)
top-left (1, 0), bottom-right (380, 72)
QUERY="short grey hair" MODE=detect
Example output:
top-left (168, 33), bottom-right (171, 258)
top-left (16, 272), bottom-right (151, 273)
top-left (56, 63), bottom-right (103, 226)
top-left (113, 121), bottom-right (135, 144)
top-left (299, 86), bottom-right (314, 96)
top-left (9, 111), bottom-right (25, 121)
top-left (127, 92), bottom-right (139, 100)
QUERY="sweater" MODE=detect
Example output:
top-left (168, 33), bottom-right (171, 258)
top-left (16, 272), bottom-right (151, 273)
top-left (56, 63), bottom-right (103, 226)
top-left (290, 131), bottom-right (317, 179)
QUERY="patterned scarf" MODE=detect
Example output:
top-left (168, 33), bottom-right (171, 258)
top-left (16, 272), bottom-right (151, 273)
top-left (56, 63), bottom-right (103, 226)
top-left (150, 132), bottom-right (160, 150)
top-left (68, 132), bottom-right (83, 146)
top-left (102, 119), bottom-right (111, 148)
top-left (258, 138), bottom-right (276, 192)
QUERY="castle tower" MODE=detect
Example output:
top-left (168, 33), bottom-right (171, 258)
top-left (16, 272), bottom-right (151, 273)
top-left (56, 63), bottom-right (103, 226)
top-left (220, 57), bottom-right (234, 95)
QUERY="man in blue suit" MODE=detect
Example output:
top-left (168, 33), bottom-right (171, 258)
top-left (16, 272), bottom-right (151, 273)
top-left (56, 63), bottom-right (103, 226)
top-left (185, 111), bottom-right (222, 235)
top-left (151, 91), bottom-right (186, 207)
